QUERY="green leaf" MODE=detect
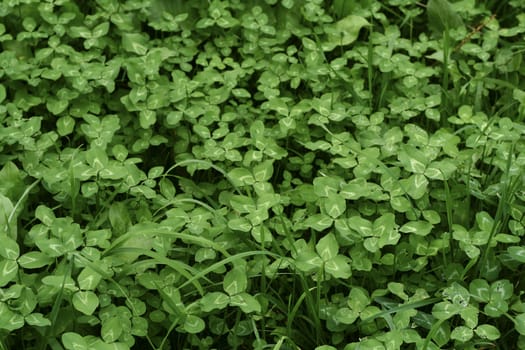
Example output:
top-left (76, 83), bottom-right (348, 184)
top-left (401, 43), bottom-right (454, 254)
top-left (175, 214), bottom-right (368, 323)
top-left (56, 115), bottom-right (76, 136)
top-left (347, 287), bottom-right (370, 312)
top-left (42, 275), bottom-right (77, 290)
top-left (405, 124), bottom-right (429, 144)
top-left (77, 267), bottom-right (102, 290)
top-left (17, 287), bottom-right (37, 316)
top-left (450, 326), bottom-right (473, 342)
top-left (0, 84), bottom-right (6, 104)
top-left (246, 208), bottom-right (269, 226)
top-left (363, 237), bottom-right (380, 253)
top-left (508, 246), bottom-right (525, 263)
top-left (69, 26), bottom-right (91, 38)
top-left (159, 178), bottom-right (176, 199)
top-left (183, 314), bottom-right (205, 333)
top-left (335, 307), bottom-right (359, 324)
top-left (232, 88), bottom-right (251, 98)
top-left (85, 146), bottom-right (108, 170)
top-left (322, 196), bottom-right (346, 219)
top-left (348, 216), bottom-right (373, 237)
top-left (433, 321), bottom-right (451, 347)
top-left (495, 233), bottom-right (520, 243)
top-left (101, 316), bottom-right (123, 342)
top-left (475, 324), bottom-right (500, 341)
top-left (228, 217), bottom-right (251, 232)
top-left (99, 162), bottom-right (127, 180)
top-left (72, 291), bottom-right (99, 316)
top-left (0, 303), bottom-right (24, 331)
top-left (398, 145), bottom-right (428, 174)
top-left (462, 306), bottom-right (480, 330)
top-left (354, 338), bottom-right (384, 350)
top-left (323, 15), bottom-right (369, 51)
top-left (129, 86), bottom-right (147, 104)
top-left (324, 255), bottom-right (351, 279)
top-left (313, 176), bottom-right (342, 197)
top-left (400, 221), bottom-right (433, 236)
top-left (340, 178), bottom-right (367, 200)
top-left (35, 205), bottom-right (55, 226)
top-left (427, 0), bottom-right (464, 35)
top-left (390, 195), bottom-right (413, 212)
top-left (262, 140), bottom-right (287, 159)
top-left (469, 279), bottom-right (490, 302)
top-left (388, 282), bottom-right (408, 300)
top-left (425, 159), bottom-right (457, 180)
top-left (251, 225), bottom-right (272, 244)
top-left (166, 111), bottom-right (183, 126)
top-left (121, 33), bottom-right (149, 55)
top-left (193, 124), bottom-right (210, 138)
top-left (139, 110), bottom-right (156, 129)
top-left (0, 260), bottom-right (18, 287)
top-left (0, 236), bottom-right (19, 259)
top-left (476, 211), bottom-right (494, 232)
top-left (228, 168), bottom-right (255, 186)
top-left (92, 22), bottom-right (110, 38)
top-left (262, 98), bottom-right (289, 116)
top-left (25, 313), bottom-right (51, 327)
top-left (62, 332), bottom-right (88, 350)
top-left (46, 97), bottom-right (69, 115)
top-left (400, 174), bottom-right (428, 199)
top-left (223, 265), bottom-right (247, 296)
top-left (256, 193), bottom-right (280, 210)
top-left (295, 250), bottom-right (323, 273)
top-left (303, 213), bottom-right (333, 231)
top-left (229, 292), bottom-right (261, 313)
top-left (490, 280), bottom-right (513, 301)
top-left (250, 120), bottom-right (265, 139)
top-left (18, 251), bottom-right (53, 269)
top-left (444, 282), bottom-right (470, 304)
top-left (374, 213), bottom-right (399, 243)
top-left (433, 301), bottom-right (461, 320)
top-left (316, 233), bottom-right (339, 261)
top-left (252, 160), bottom-right (274, 182)
top-left (230, 195), bottom-right (256, 214)
top-left (515, 313), bottom-right (525, 335)
top-left (200, 292), bottom-right (230, 312)
top-left (208, 86), bottom-right (230, 104)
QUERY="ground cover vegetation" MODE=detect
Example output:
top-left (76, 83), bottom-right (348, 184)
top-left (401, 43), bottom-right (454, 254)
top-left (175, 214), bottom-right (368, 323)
top-left (0, 0), bottom-right (525, 349)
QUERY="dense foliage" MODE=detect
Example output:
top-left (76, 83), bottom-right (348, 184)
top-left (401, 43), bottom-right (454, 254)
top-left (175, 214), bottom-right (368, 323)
top-left (1, 0), bottom-right (525, 349)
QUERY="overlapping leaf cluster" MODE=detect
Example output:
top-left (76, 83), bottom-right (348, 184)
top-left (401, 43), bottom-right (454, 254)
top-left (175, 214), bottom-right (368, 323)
top-left (1, 0), bottom-right (525, 349)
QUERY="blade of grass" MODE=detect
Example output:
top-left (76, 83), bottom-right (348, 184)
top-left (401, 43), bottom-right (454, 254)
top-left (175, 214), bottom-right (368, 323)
top-left (363, 297), bottom-right (441, 324)
top-left (177, 250), bottom-right (280, 291)
top-left (37, 258), bottom-right (73, 350)
top-left (102, 227), bottom-right (232, 259)
top-left (477, 142), bottom-right (520, 277)
top-left (7, 179), bottom-right (40, 239)
top-left (103, 247), bottom-right (208, 295)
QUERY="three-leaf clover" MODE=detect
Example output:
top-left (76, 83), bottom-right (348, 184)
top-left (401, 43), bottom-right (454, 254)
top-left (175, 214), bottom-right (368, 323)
top-left (294, 233), bottom-right (351, 279)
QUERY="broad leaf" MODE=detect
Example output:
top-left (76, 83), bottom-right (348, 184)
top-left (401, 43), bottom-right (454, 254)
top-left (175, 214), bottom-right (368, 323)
top-left (324, 255), bottom-right (351, 279)
top-left (316, 233), bottom-right (339, 261)
top-left (18, 251), bottom-right (54, 269)
top-left (183, 314), bottom-right (205, 334)
top-left (427, 0), bottom-right (464, 35)
top-left (0, 260), bottom-right (18, 287)
top-left (323, 15), bottom-right (369, 51)
top-left (62, 332), bottom-right (88, 350)
top-left (200, 292), bottom-right (230, 312)
top-left (223, 265), bottom-right (247, 296)
top-left (72, 291), bottom-right (99, 316)
top-left (229, 292), bottom-right (261, 313)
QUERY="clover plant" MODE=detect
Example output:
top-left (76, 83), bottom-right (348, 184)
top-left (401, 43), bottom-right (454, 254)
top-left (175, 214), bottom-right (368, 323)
top-left (0, 0), bottom-right (525, 349)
